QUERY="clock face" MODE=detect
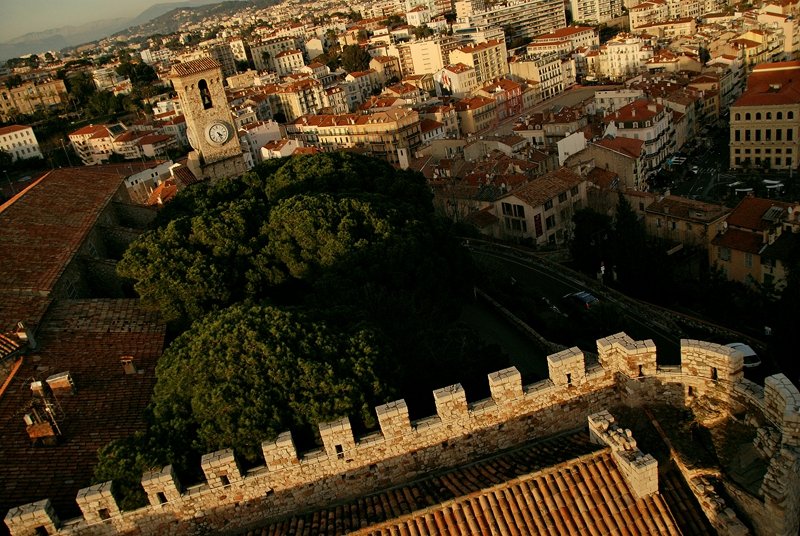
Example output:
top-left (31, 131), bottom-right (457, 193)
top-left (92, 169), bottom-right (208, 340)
top-left (207, 122), bottom-right (230, 144)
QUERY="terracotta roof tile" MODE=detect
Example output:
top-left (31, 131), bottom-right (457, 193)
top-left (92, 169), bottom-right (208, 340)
top-left (0, 299), bottom-right (165, 519)
top-left (170, 57), bottom-right (221, 77)
top-left (0, 164), bottom-right (155, 330)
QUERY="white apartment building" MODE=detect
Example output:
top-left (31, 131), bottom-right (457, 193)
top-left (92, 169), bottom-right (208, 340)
top-left (140, 48), bottom-right (175, 65)
top-left (455, 0), bottom-right (566, 46)
top-left (628, 0), bottom-right (669, 31)
top-left (407, 5), bottom-right (432, 27)
top-left (596, 34), bottom-right (653, 81)
top-left (509, 53), bottom-right (574, 99)
top-left (252, 36), bottom-right (304, 71)
top-left (603, 98), bottom-right (672, 180)
top-left (569, 0), bottom-right (624, 25)
top-left (434, 63), bottom-right (478, 97)
top-left (274, 49), bottom-right (305, 76)
top-left (0, 125), bottom-right (42, 162)
top-left (239, 120), bottom-right (283, 163)
top-left (392, 36), bottom-right (463, 76)
top-left (528, 26), bottom-right (599, 54)
top-left (594, 88), bottom-right (645, 113)
top-left (449, 39), bottom-right (509, 84)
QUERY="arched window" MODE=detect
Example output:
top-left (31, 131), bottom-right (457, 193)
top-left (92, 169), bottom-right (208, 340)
top-left (745, 113), bottom-right (751, 120)
top-left (789, 111), bottom-right (795, 120)
top-left (735, 113), bottom-right (740, 121)
top-left (198, 79), bottom-right (213, 110)
top-left (766, 112), bottom-right (772, 120)
top-left (756, 112), bottom-right (761, 120)
top-left (778, 112), bottom-right (783, 120)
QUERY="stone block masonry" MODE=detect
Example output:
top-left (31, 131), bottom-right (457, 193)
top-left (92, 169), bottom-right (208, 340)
top-left (588, 410), bottom-right (658, 498)
top-left (5, 333), bottom-right (800, 536)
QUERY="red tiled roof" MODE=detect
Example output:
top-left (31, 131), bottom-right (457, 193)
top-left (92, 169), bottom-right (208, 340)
top-left (0, 164), bottom-right (154, 330)
top-left (146, 179), bottom-right (178, 206)
top-left (594, 136), bottom-right (644, 159)
top-left (532, 26), bottom-right (594, 40)
top-left (711, 227), bottom-right (764, 254)
top-left (733, 61), bottom-right (800, 107)
top-left (170, 57), bottom-right (221, 77)
top-left (68, 124), bottom-right (107, 137)
top-left (247, 431), bottom-right (687, 536)
top-left (0, 125), bottom-right (31, 136)
top-left (0, 299), bottom-right (165, 519)
top-left (725, 196), bottom-right (793, 231)
top-left (505, 168), bottom-right (583, 208)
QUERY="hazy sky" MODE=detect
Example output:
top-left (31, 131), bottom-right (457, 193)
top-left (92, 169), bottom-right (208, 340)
top-left (1, 0), bottom-right (178, 41)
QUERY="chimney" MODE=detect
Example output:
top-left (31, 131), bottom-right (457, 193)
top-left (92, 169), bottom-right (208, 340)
top-left (15, 321), bottom-right (37, 350)
top-left (46, 372), bottom-right (75, 396)
top-left (120, 355), bottom-right (137, 375)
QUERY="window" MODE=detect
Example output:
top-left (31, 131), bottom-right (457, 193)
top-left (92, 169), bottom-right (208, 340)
top-left (335, 444), bottom-right (344, 459)
top-left (98, 508), bottom-right (111, 520)
top-left (766, 129), bottom-right (771, 141)
top-left (558, 192), bottom-right (567, 203)
top-left (745, 253), bottom-right (753, 268)
top-left (544, 199), bottom-right (553, 210)
top-left (570, 185), bottom-right (579, 196)
top-left (735, 113), bottom-right (740, 120)
top-left (745, 130), bottom-right (751, 141)
top-left (671, 221), bottom-right (676, 231)
top-left (156, 492), bottom-right (167, 504)
top-left (777, 129), bottom-right (782, 141)
top-left (745, 113), bottom-right (751, 120)
top-left (735, 130), bottom-right (740, 142)
top-left (719, 247), bottom-right (731, 261)
top-left (513, 204), bottom-right (525, 218)
top-left (789, 129), bottom-right (794, 141)
top-left (545, 215), bottom-right (556, 230)
top-left (778, 112), bottom-right (783, 120)
top-left (789, 111), bottom-right (795, 120)
top-left (767, 112), bottom-right (772, 119)
top-left (756, 130), bottom-right (761, 142)
top-left (501, 202), bottom-right (513, 216)
top-left (198, 79), bottom-right (213, 109)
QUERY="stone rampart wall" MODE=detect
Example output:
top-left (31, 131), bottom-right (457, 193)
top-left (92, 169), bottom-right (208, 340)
top-left (5, 333), bottom-right (800, 536)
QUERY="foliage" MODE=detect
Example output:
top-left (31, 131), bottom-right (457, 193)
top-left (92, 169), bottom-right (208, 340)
top-left (340, 45), bottom-right (372, 73)
top-left (102, 153), bottom-right (478, 506)
top-left (411, 26), bottom-right (435, 39)
top-left (150, 304), bottom-right (393, 460)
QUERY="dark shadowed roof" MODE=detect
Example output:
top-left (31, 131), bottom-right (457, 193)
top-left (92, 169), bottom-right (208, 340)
top-left (0, 299), bottom-right (165, 520)
top-left (0, 164), bottom-right (154, 330)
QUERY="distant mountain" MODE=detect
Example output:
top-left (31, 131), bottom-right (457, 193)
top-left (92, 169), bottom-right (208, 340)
top-left (0, 0), bottom-right (250, 62)
top-left (0, 18), bottom-right (129, 60)
top-left (118, 0), bottom-right (276, 38)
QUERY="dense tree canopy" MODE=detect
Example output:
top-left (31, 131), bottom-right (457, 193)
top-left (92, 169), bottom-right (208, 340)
top-left (100, 153), bottom-right (489, 507)
top-left (340, 44), bottom-right (372, 73)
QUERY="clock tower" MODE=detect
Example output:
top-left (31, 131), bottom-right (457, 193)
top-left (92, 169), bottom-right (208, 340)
top-left (170, 58), bottom-right (246, 181)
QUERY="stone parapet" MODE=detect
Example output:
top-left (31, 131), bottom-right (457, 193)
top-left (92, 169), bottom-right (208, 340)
top-left (588, 410), bottom-right (658, 498)
top-left (5, 334), bottom-right (800, 536)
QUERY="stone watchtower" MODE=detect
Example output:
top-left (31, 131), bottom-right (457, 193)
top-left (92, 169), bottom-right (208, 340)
top-left (169, 58), bottom-right (246, 181)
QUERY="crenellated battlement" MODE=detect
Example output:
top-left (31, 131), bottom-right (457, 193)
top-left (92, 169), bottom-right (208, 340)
top-left (5, 332), bottom-right (800, 536)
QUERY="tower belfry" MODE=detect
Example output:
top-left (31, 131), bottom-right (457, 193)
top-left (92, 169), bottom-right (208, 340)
top-left (169, 58), bottom-right (246, 181)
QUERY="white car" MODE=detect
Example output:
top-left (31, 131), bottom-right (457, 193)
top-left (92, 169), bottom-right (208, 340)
top-left (726, 343), bottom-right (761, 368)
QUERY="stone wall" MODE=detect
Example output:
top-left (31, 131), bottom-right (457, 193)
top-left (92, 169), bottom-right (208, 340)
top-left (5, 332), bottom-right (800, 536)
top-left (588, 410), bottom-right (658, 498)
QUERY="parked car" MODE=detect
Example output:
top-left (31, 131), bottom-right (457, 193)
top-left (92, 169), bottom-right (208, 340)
top-left (562, 291), bottom-right (600, 311)
top-left (725, 343), bottom-right (761, 368)
top-left (690, 165), bottom-right (699, 174)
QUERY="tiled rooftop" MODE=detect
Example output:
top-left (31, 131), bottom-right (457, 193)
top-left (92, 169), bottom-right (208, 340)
top-left (0, 299), bottom-right (165, 520)
top-left (170, 57), bottom-right (222, 77)
top-left (0, 164), bottom-right (153, 330)
top-left (247, 430), bottom-right (690, 536)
